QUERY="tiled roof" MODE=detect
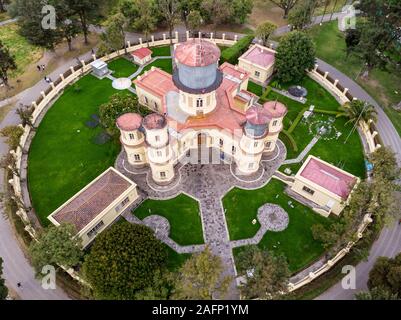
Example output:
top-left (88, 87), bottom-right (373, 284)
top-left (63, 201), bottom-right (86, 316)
top-left (51, 169), bottom-right (133, 232)
top-left (131, 47), bottom-right (152, 59)
top-left (116, 113), bottom-right (143, 131)
top-left (175, 39), bottom-right (220, 67)
top-left (241, 45), bottom-right (275, 68)
top-left (300, 157), bottom-right (357, 199)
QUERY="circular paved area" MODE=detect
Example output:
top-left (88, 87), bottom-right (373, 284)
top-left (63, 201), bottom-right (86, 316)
top-left (257, 204), bottom-right (289, 232)
top-left (143, 215), bottom-right (170, 238)
top-left (112, 78), bottom-right (132, 90)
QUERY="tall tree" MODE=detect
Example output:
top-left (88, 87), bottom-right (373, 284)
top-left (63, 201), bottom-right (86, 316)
top-left (98, 13), bottom-right (126, 55)
top-left (157, 0), bottom-right (180, 44)
top-left (29, 223), bottom-right (83, 275)
top-left (0, 0), bottom-right (10, 12)
top-left (345, 28), bottom-right (361, 58)
top-left (187, 10), bottom-right (203, 34)
top-left (232, 0), bottom-right (253, 24)
top-left (0, 257), bottom-right (8, 300)
top-left (82, 222), bottom-right (168, 300)
top-left (131, 0), bottom-right (158, 46)
top-left (0, 40), bottom-right (16, 88)
top-left (172, 247), bottom-right (232, 300)
top-left (177, 0), bottom-right (203, 28)
top-left (54, 0), bottom-right (82, 51)
top-left (340, 100), bottom-right (378, 125)
top-left (269, 0), bottom-right (299, 18)
top-left (202, 0), bottom-right (232, 28)
top-left (237, 246), bottom-right (290, 299)
top-left (275, 31), bottom-right (316, 83)
top-left (255, 21), bottom-right (277, 46)
top-left (288, 0), bottom-right (318, 30)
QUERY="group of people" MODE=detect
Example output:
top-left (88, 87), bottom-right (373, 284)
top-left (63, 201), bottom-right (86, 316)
top-left (44, 76), bottom-right (52, 83)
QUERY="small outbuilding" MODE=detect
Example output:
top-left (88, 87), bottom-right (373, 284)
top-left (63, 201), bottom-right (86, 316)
top-left (48, 167), bottom-right (139, 248)
top-left (290, 155), bottom-right (359, 216)
top-left (131, 47), bottom-right (153, 65)
top-left (90, 59), bottom-right (110, 79)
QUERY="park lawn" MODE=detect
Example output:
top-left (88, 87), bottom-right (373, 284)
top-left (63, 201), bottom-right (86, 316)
top-left (134, 194), bottom-right (204, 246)
top-left (108, 57), bottom-right (139, 78)
top-left (308, 21), bottom-right (401, 136)
top-left (223, 179), bottom-right (332, 273)
top-left (247, 81), bottom-right (264, 96)
top-left (0, 23), bottom-right (43, 78)
top-left (165, 246), bottom-right (191, 271)
top-left (28, 75), bottom-right (126, 225)
top-left (139, 58), bottom-right (173, 76)
top-left (151, 45), bottom-right (171, 57)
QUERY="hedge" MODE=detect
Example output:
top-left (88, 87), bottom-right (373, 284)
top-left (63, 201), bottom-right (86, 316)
top-left (220, 35), bottom-right (254, 65)
top-left (314, 109), bottom-right (341, 116)
top-left (288, 107), bottom-right (309, 134)
top-left (281, 130), bottom-right (298, 152)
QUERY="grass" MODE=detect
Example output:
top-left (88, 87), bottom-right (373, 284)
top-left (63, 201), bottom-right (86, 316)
top-left (223, 179), bottom-right (332, 273)
top-left (165, 246), bottom-right (191, 271)
top-left (308, 20), bottom-right (401, 136)
top-left (28, 75), bottom-right (126, 225)
top-left (0, 23), bottom-right (43, 78)
top-left (108, 57), bottom-right (139, 78)
top-left (139, 58), bottom-right (173, 76)
top-left (247, 81), bottom-right (264, 96)
top-left (150, 45), bottom-right (171, 57)
top-left (134, 194), bottom-right (204, 246)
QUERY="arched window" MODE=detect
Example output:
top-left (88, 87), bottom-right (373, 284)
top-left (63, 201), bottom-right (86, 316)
top-left (196, 98), bottom-right (203, 108)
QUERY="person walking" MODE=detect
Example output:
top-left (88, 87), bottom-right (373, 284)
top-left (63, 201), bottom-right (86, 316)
top-left (37, 65), bottom-right (41, 71)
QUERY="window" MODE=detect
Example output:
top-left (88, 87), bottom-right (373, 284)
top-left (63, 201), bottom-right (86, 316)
top-left (87, 220), bottom-right (105, 238)
top-left (156, 150), bottom-right (162, 157)
top-left (219, 139), bottom-right (224, 147)
top-left (129, 133), bottom-right (135, 140)
top-left (255, 71), bottom-right (260, 77)
top-left (273, 120), bottom-right (278, 126)
top-left (116, 197), bottom-right (130, 212)
top-left (155, 135), bottom-right (160, 142)
top-left (154, 102), bottom-right (158, 110)
top-left (232, 146), bottom-right (236, 153)
top-left (248, 163), bottom-right (254, 169)
top-left (254, 141), bottom-right (258, 148)
top-left (196, 98), bottom-right (203, 108)
top-left (144, 96), bottom-right (149, 105)
top-left (302, 186), bottom-right (315, 196)
top-left (265, 141), bottom-right (272, 148)
top-left (160, 171), bottom-right (166, 179)
top-left (134, 154), bottom-right (140, 161)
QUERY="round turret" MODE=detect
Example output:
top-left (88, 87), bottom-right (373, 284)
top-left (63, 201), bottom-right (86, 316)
top-left (244, 106), bottom-right (272, 138)
top-left (263, 101), bottom-right (287, 118)
top-left (116, 113), bottom-right (143, 131)
top-left (173, 39), bottom-right (223, 94)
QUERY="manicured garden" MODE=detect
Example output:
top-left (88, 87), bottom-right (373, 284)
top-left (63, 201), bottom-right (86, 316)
top-left (151, 45), bottom-right (171, 57)
top-left (134, 194), bottom-right (204, 246)
top-left (108, 57), bottom-right (139, 78)
top-left (28, 75), bottom-right (126, 225)
top-left (140, 58), bottom-right (173, 75)
top-left (307, 20), bottom-right (401, 137)
top-left (223, 179), bottom-right (333, 272)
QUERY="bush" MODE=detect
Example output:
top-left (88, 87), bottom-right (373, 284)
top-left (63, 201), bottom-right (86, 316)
top-left (221, 34), bottom-right (254, 65)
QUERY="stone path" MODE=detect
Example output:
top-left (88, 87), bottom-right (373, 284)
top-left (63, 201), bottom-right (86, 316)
top-left (283, 136), bottom-right (320, 165)
top-left (117, 143), bottom-right (287, 299)
top-left (271, 88), bottom-right (307, 104)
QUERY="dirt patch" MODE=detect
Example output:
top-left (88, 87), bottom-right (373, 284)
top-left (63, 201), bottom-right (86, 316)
top-left (359, 76), bottom-right (391, 107)
top-left (248, 0), bottom-right (287, 28)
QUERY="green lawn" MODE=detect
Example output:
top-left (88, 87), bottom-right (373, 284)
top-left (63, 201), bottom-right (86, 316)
top-left (108, 57), bottom-right (139, 78)
top-left (28, 75), bottom-right (126, 225)
top-left (165, 246), bottom-right (191, 271)
top-left (151, 45), bottom-right (172, 57)
top-left (308, 21), bottom-right (401, 136)
top-left (247, 81), bottom-right (264, 96)
top-left (139, 58), bottom-right (173, 76)
top-left (134, 194), bottom-right (204, 246)
top-left (223, 179), bottom-right (332, 273)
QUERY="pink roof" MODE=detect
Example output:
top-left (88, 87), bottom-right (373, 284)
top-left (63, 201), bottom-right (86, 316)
top-left (132, 47), bottom-right (152, 59)
top-left (143, 113), bottom-right (167, 130)
top-left (246, 106), bottom-right (272, 125)
top-left (300, 158), bottom-right (357, 199)
top-left (175, 39), bottom-right (220, 67)
top-left (241, 45), bottom-right (275, 68)
top-left (263, 101), bottom-right (287, 118)
top-left (134, 68), bottom-right (177, 101)
top-left (220, 62), bottom-right (249, 81)
top-left (116, 113), bottom-right (142, 131)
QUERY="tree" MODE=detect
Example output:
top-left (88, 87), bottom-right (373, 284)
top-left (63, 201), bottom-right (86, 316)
top-left (232, 0), bottom-right (253, 24)
top-left (0, 257), bottom-right (8, 300)
top-left (172, 247), bottom-right (232, 300)
top-left (157, 0), bottom-right (180, 45)
top-left (255, 21), bottom-right (277, 46)
top-left (367, 253), bottom-right (401, 297)
top-left (187, 10), bottom-right (203, 34)
top-left (16, 103), bottom-right (35, 128)
top-left (99, 13), bottom-right (126, 55)
top-left (0, 153), bottom-right (20, 178)
top-left (0, 40), bottom-right (16, 88)
top-left (202, 0), bottom-right (232, 28)
top-left (275, 31), bottom-right (316, 83)
top-left (177, 0), bottom-right (203, 28)
top-left (0, 125), bottom-right (24, 150)
top-left (99, 93), bottom-right (149, 137)
top-left (269, 0), bottom-right (299, 18)
top-left (0, 0), bottom-right (9, 13)
top-left (29, 223), bottom-right (83, 274)
top-left (288, 0), bottom-right (317, 30)
top-left (131, 0), bottom-right (158, 46)
top-left (340, 100), bottom-right (378, 126)
top-left (237, 246), bottom-right (290, 299)
top-left (369, 147), bottom-right (400, 182)
top-left (345, 28), bottom-right (361, 58)
top-left (82, 222), bottom-right (168, 300)
top-left (356, 287), bottom-right (399, 300)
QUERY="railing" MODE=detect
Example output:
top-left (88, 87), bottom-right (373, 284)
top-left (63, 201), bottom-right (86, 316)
top-left (8, 31), bottom-right (379, 294)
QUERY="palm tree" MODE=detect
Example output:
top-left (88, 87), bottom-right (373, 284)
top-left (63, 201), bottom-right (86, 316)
top-left (340, 100), bottom-right (378, 125)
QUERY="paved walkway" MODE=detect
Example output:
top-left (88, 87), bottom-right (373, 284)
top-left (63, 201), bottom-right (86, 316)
top-left (0, 18), bottom-right (17, 27)
top-left (117, 143), bottom-right (287, 299)
top-left (283, 136), bottom-right (320, 165)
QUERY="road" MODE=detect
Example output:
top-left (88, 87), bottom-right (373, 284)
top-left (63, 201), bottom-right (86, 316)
top-left (0, 10), bottom-right (400, 300)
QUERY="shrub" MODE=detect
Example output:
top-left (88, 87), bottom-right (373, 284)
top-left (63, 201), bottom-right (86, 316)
top-left (221, 34), bottom-right (254, 65)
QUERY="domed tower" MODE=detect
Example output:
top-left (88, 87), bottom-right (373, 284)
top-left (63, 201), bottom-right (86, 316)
top-left (173, 39), bottom-right (223, 117)
top-left (263, 101), bottom-right (287, 153)
top-left (142, 113), bottom-right (175, 184)
top-left (237, 106), bottom-right (272, 174)
top-left (116, 113), bottom-right (147, 167)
